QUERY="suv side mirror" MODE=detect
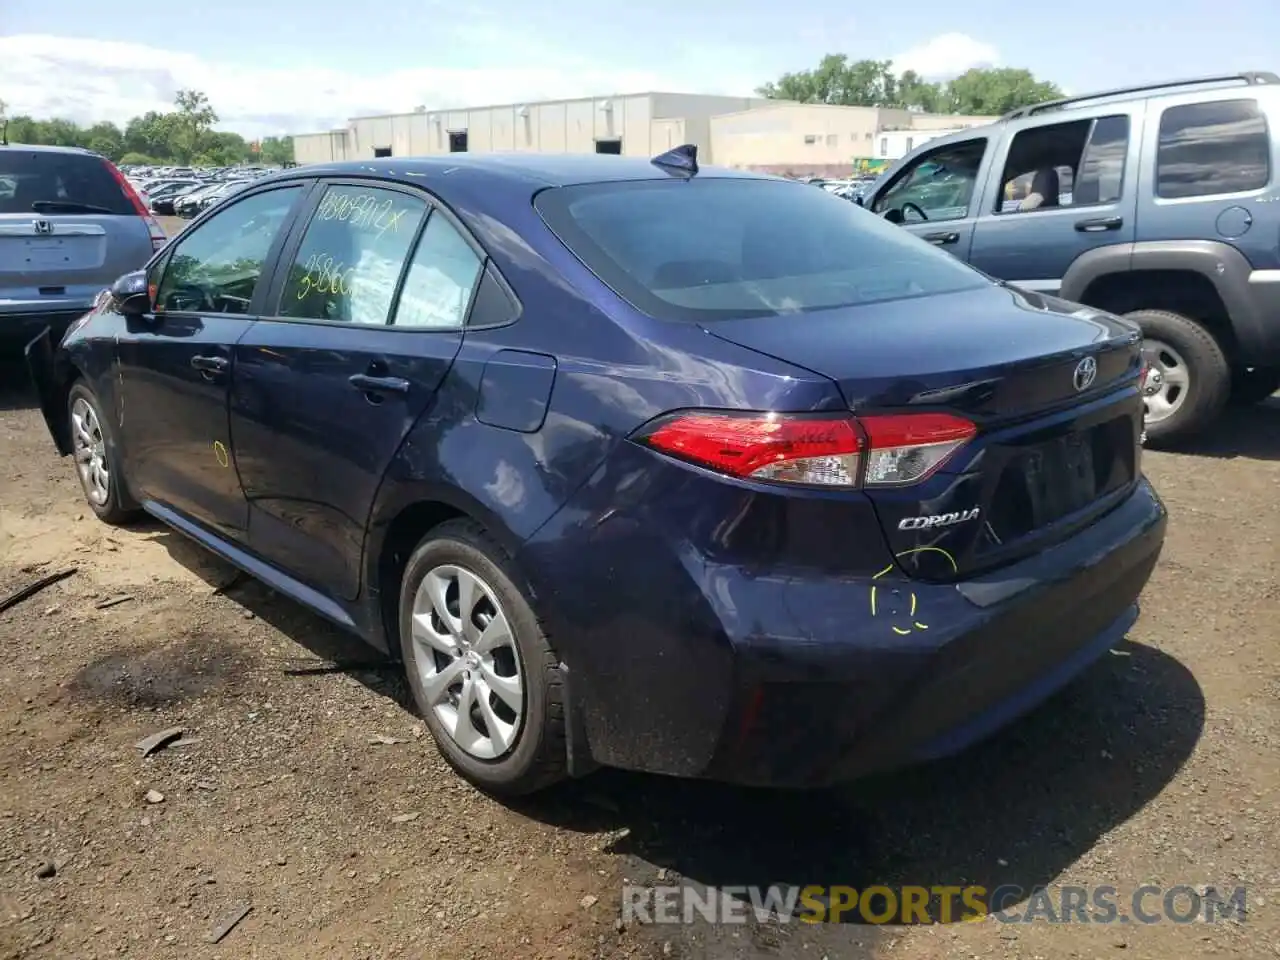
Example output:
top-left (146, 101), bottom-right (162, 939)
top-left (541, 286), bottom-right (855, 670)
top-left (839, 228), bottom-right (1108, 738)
top-left (110, 270), bottom-right (150, 316)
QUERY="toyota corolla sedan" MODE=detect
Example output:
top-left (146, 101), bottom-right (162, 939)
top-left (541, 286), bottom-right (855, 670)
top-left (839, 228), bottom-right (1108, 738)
top-left (25, 148), bottom-right (1166, 795)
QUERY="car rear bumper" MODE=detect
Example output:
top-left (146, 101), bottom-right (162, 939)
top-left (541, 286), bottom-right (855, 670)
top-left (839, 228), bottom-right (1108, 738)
top-left (526, 475), bottom-right (1166, 788)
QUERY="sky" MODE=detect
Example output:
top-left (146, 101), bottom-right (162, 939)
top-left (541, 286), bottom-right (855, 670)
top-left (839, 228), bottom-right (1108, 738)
top-left (1, 0), bottom-right (1278, 140)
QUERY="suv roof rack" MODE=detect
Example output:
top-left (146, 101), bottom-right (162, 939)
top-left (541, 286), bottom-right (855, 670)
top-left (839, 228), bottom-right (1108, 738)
top-left (1001, 71), bottom-right (1280, 121)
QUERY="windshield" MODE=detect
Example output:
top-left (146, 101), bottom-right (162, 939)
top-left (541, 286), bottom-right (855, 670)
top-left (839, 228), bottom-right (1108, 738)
top-left (0, 149), bottom-right (134, 215)
top-left (535, 177), bottom-right (989, 321)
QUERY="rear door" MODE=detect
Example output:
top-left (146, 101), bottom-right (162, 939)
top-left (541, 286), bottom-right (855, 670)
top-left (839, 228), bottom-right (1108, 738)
top-left (230, 180), bottom-right (476, 600)
top-left (1136, 88), bottom-right (1279, 270)
top-left (117, 183), bottom-right (309, 538)
top-left (968, 106), bottom-right (1142, 294)
top-left (0, 148), bottom-right (155, 312)
top-left (868, 135), bottom-right (997, 259)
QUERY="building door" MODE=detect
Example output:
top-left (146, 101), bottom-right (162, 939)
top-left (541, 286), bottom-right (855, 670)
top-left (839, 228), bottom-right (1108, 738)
top-left (374, 147), bottom-right (392, 158)
top-left (449, 131), bottom-right (468, 153)
top-left (595, 139), bottom-right (622, 155)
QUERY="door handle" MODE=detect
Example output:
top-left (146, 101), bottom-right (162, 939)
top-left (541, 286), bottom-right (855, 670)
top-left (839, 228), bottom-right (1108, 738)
top-left (349, 373), bottom-right (410, 395)
top-left (1074, 216), bottom-right (1124, 233)
top-left (923, 231), bottom-right (960, 245)
top-left (190, 355), bottom-right (229, 374)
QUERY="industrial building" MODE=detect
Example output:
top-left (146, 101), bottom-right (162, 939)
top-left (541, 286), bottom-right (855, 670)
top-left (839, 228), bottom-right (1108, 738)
top-left (293, 92), bottom-right (995, 176)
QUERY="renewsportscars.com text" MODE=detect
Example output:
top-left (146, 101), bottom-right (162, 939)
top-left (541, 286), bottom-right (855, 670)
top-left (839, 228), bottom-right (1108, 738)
top-left (622, 883), bottom-right (1249, 925)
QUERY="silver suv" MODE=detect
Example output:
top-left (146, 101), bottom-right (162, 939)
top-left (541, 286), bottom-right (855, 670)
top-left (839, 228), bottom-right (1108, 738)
top-left (1, 144), bottom-right (166, 351)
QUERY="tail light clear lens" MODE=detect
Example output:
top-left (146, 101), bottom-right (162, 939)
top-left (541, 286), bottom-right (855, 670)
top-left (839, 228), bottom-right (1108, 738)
top-left (634, 410), bottom-right (976, 488)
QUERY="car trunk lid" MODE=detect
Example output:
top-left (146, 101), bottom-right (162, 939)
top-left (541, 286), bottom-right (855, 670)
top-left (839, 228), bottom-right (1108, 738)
top-left (704, 283), bottom-right (1146, 580)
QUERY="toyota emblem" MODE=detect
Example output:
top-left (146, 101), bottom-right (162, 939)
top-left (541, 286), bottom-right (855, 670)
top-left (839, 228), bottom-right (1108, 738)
top-left (1073, 356), bottom-right (1098, 392)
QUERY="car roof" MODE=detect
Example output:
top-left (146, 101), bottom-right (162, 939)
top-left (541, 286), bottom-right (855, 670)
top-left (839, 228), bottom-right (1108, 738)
top-left (259, 153), bottom-right (774, 190)
top-left (0, 143), bottom-right (100, 157)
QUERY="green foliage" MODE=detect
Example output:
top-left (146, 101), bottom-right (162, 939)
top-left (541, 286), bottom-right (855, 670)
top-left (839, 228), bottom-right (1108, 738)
top-left (757, 58), bottom-right (1063, 115)
top-left (0, 90), bottom-right (294, 166)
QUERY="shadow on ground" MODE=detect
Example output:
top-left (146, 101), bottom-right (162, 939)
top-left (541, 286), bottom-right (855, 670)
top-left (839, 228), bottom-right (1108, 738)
top-left (1160, 397), bottom-right (1279, 460)
top-left (0, 358), bottom-right (38, 412)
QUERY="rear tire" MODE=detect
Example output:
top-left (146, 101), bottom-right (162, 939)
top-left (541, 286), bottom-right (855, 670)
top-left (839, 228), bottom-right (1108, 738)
top-left (398, 519), bottom-right (567, 796)
top-left (66, 381), bottom-right (141, 526)
top-left (1229, 366), bottom-right (1280, 406)
top-left (1127, 309), bottom-right (1230, 446)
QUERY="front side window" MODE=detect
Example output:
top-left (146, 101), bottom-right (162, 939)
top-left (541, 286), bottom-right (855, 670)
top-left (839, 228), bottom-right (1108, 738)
top-left (156, 186), bottom-right (301, 314)
top-left (1157, 99), bottom-right (1270, 199)
top-left (279, 184), bottom-right (427, 324)
top-left (536, 177), bottom-right (989, 322)
top-left (873, 139), bottom-right (987, 222)
top-left (996, 115), bottom-right (1128, 212)
top-left (392, 212), bottom-right (483, 329)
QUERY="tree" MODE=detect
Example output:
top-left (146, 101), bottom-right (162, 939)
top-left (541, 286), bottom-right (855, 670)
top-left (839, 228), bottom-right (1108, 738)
top-left (173, 89), bottom-right (218, 163)
top-left (757, 58), bottom-right (1062, 115)
top-left (1, 90), bottom-right (293, 166)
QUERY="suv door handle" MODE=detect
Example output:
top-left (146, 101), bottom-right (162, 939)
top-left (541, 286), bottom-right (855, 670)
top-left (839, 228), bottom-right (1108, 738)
top-left (923, 231), bottom-right (960, 245)
top-left (1075, 216), bottom-right (1124, 233)
top-left (190, 355), bottom-right (229, 374)
top-left (349, 373), bottom-right (410, 395)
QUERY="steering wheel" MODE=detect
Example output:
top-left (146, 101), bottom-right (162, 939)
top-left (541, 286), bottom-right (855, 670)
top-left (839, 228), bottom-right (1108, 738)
top-left (167, 283), bottom-right (214, 312)
top-left (900, 202), bottom-right (929, 222)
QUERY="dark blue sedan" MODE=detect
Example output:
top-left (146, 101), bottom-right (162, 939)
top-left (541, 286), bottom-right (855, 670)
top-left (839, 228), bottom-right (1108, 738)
top-left (25, 147), bottom-right (1167, 794)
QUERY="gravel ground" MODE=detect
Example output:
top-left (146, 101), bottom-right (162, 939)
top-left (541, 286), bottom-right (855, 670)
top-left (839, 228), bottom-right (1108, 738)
top-left (1, 354), bottom-right (1277, 960)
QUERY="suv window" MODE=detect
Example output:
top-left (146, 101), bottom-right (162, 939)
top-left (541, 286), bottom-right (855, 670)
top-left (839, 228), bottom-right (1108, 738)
top-left (996, 114), bottom-right (1129, 213)
top-left (392, 212), bottom-right (484, 328)
top-left (873, 139), bottom-right (987, 222)
top-left (156, 186), bottom-right (301, 315)
top-left (0, 149), bottom-right (135, 215)
top-left (536, 178), bottom-right (988, 322)
top-left (279, 184), bottom-right (427, 325)
top-left (1156, 99), bottom-right (1271, 199)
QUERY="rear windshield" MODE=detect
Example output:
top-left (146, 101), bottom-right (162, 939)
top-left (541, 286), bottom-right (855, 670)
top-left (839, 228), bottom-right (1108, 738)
top-left (0, 150), bottom-right (134, 215)
top-left (534, 177), bottom-right (988, 321)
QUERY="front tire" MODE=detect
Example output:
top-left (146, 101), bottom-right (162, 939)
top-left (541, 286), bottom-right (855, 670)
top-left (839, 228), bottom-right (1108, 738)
top-left (398, 519), bottom-right (567, 795)
top-left (67, 381), bottom-right (141, 525)
top-left (1128, 309), bottom-right (1230, 446)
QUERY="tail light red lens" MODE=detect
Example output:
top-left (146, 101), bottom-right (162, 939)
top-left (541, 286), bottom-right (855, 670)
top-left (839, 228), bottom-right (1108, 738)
top-left (635, 410), bottom-right (976, 488)
top-left (102, 159), bottom-right (168, 251)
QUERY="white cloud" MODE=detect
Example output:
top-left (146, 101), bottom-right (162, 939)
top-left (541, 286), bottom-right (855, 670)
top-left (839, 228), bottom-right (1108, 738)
top-left (0, 32), bottom-right (758, 140)
top-left (892, 33), bottom-right (1000, 80)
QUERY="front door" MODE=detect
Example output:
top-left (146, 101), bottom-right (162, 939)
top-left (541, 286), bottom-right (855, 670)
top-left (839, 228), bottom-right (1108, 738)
top-left (117, 184), bottom-right (307, 538)
top-left (231, 181), bottom-right (478, 600)
top-left (967, 108), bottom-right (1141, 294)
top-left (869, 135), bottom-right (995, 261)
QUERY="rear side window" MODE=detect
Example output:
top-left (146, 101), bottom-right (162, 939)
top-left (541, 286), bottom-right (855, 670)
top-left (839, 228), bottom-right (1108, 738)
top-left (536, 178), bottom-right (988, 321)
top-left (1156, 99), bottom-right (1271, 199)
top-left (0, 150), bottom-right (135, 215)
top-left (279, 184), bottom-right (427, 325)
top-left (392, 213), bottom-right (483, 328)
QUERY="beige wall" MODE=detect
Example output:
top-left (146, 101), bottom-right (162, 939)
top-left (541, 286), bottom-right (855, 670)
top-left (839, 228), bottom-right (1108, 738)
top-left (294, 131), bottom-right (350, 164)
top-left (711, 103), bottom-right (998, 172)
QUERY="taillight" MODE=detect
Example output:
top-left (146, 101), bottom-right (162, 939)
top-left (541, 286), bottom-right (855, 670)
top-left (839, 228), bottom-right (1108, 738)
top-left (102, 158), bottom-right (168, 251)
top-left (634, 410), bottom-right (976, 488)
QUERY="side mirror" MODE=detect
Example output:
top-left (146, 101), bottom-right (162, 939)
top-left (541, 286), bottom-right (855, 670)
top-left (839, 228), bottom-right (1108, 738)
top-left (854, 194), bottom-right (865, 207)
top-left (110, 270), bottom-right (150, 316)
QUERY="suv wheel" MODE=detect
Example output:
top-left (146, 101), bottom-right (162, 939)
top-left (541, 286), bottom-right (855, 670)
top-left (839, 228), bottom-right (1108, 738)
top-left (1128, 309), bottom-right (1230, 445)
top-left (1229, 366), bottom-right (1280, 406)
top-left (398, 519), bottom-right (567, 795)
top-left (67, 382), bottom-right (141, 525)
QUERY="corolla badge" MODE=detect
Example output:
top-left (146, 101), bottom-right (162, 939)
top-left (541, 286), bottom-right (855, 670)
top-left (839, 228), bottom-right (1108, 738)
top-left (1073, 355), bottom-right (1098, 392)
top-left (898, 507), bottom-right (980, 531)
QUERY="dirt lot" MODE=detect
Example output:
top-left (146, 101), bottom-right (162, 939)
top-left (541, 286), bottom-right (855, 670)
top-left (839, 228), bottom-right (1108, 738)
top-left (1, 354), bottom-right (1278, 960)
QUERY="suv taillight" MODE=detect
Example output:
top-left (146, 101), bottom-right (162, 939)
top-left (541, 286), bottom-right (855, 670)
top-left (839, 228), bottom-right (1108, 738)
top-left (102, 158), bottom-right (168, 251)
top-left (633, 411), bottom-right (976, 488)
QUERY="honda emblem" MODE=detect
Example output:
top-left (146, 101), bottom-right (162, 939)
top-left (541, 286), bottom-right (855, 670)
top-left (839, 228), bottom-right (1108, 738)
top-left (33, 219), bottom-right (54, 235)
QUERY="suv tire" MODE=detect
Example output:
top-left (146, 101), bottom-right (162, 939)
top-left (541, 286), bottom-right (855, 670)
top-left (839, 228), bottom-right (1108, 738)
top-left (398, 519), bottom-right (568, 796)
top-left (1127, 309), bottom-right (1230, 445)
top-left (1229, 366), bottom-right (1280, 406)
top-left (66, 381), bottom-right (142, 525)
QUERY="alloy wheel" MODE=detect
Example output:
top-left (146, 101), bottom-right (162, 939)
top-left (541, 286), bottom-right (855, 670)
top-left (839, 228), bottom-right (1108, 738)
top-left (411, 564), bottom-right (524, 760)
top-left (71, 397), bottom-right (110, 506)
top-left (1141, 338), bottom-right (1191, 425)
